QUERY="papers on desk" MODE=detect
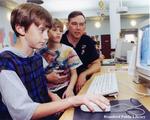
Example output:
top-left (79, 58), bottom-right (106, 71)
top-left (102, 59), bottom-right (115, 66)
top-left (107, 66), bottom-right (128, 72)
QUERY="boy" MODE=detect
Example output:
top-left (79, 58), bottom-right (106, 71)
top-left (0, 3), bottom-right (109, 120)
top-left (39, 19), bottom-right (82, 98)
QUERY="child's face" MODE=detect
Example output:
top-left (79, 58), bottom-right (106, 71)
top-left (25, 23), bottom-right (49, 49)
top-left (48, 27), bottom-right (63, 43)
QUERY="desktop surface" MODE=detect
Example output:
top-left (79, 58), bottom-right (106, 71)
top-left (59, 65), bottom-right (150, 120)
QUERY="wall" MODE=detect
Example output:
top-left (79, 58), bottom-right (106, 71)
top-left (86, 18), bottom-right (110, 36)
top-left (121, 16), bottom-right (149, 29)
top-left (0, 6), bottom-right (13, 48)
top-left (86, 16), bottom-right (149, 36)
top-left (85, 15), bottom-right (149, 48)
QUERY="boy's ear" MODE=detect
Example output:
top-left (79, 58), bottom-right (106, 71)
top-left (15, 24), bottom-right (25, 36)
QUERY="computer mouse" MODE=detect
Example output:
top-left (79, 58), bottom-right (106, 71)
top-left (80, 102), bottom-right (110, 112)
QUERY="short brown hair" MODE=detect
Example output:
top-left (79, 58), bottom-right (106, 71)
top-left (51, 18), bottom-right (63, 32)
top-left (11, 3), bottom-right (52, 37)
top-left (68, 11), bottom-right (85, 22)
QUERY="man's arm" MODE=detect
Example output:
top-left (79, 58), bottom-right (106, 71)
top-left (76, 58), bottom-right (100, 92)
top-left (84, 58), bottom-right (100, 76)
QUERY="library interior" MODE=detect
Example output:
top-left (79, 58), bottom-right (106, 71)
top-left (0, 0), bottom-right (149, 120)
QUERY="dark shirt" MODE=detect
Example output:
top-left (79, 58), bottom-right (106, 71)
top-left (61, 31), bottom-right (99, 75)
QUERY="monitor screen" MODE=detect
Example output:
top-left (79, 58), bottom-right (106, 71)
top-left (114, 39), bottom-right (134, 62)
top-left (140, 26), bottom-right (150, 66)
top-left (136, 19), bottom-right (150, 78)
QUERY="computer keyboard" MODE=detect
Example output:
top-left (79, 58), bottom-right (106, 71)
top-left (80, 73), bottom-right (118, 112)
top-left (86, 72), bottom-right (119, 96)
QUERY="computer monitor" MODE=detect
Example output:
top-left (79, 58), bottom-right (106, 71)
top-left (114, 39), bottom-right (134, 62)
top-left (136, 19), bottom-right (150, 82)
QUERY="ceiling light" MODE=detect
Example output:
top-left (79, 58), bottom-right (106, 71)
top-left (95, 21), bottom-right (101, 28)
top-left (130, 20), bottom-right (137, 27)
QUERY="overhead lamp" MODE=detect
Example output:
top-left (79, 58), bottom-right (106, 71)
top-left (95, 21), bottom-right (101, 28)
top-left (98, 0), bottom-right (105, 17)
top-left (130, 20), bottom-right (137, 27)
top-left (27, 0), bottom-right (44, 4)
top-left (97, 0), bottom-right (105, 24)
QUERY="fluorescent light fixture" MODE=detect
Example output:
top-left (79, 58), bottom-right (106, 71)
top-left (117, 0), bottom-right (128, 14)
top-left (117, 6), bottom-right (128, 14)
top-left (27, 0), bottom-right (43, 4)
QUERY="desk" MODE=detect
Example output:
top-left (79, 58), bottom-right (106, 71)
top-left (59, 66), bottom-right (150, 120)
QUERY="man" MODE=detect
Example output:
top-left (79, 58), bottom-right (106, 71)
top-left (61, 11), bottom-right (100, 93)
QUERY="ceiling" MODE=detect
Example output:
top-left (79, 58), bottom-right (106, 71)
top-left (0, 0), bottom-right (149, 19)
top-left (41, 0), bottom-right (149, 12)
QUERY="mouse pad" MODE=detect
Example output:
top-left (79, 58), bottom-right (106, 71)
top-left (73, 99), bottom-right (150, 120)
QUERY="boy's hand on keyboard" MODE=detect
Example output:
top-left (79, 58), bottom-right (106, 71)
top-left (83, 94), bottom-right (110, 112)
top-left (68, 94), bottom-right (110, 112)
top-left (76, 73), bottom-right (86, 93)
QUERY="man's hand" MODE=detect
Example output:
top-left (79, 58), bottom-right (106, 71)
top-left (76, 73), bottom-right (86, 93)
top-left (46, 70), bottom-right (68, 84)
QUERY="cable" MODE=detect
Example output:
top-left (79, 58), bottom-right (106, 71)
top-left (110, 80), bottom-right (149, 117)
top-left (118, 78), bottom-right (150, 96)
top-left (129, 86), bottom-right (150, 96)
top-left (110, 98), bottom-right (145, 117)
top-left (126, 107), bottom-right (145, 117)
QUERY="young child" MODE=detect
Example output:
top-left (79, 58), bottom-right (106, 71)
top-left (39, 19), bottom-right (82, 98)
top-left (0, 3), bottom-right (110, 120)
